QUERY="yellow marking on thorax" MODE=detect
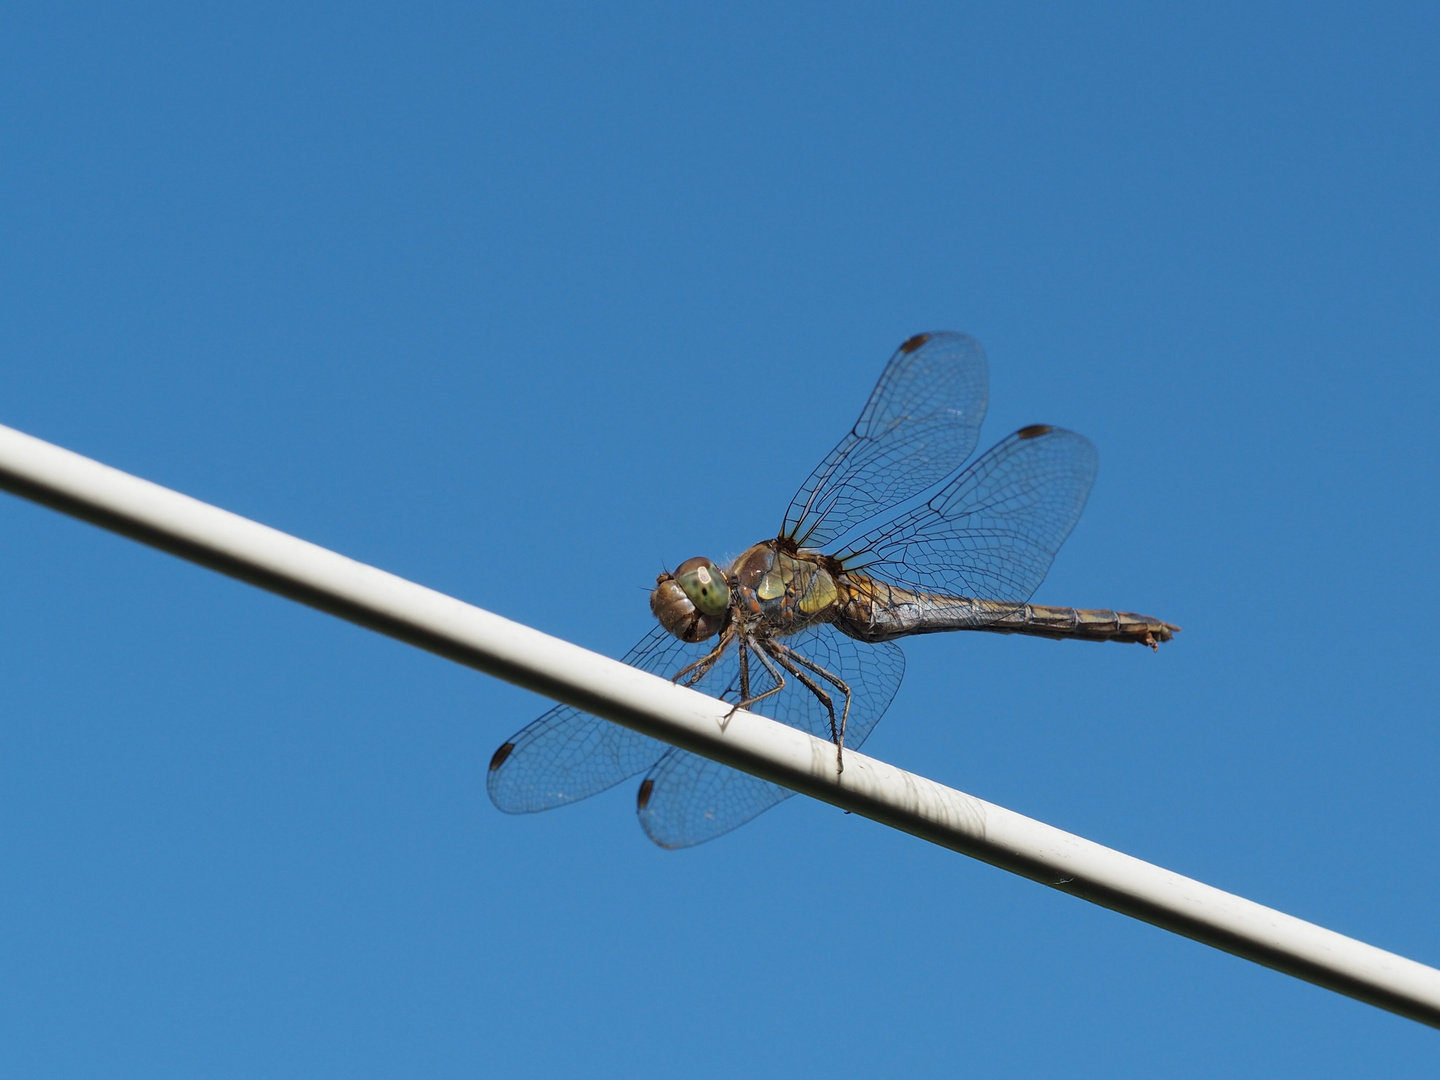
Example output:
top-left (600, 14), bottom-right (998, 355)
top-left (797, 568), bottom-right (838, 615)
top-left (758, 551), bottom-right (804, 602)
top-left (753, 550), bottom-right (841, 618)
top-left (756, 570), bottom-right (786, 601)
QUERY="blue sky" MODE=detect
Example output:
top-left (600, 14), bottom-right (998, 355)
top-left (1, 2), bottom-right (1437, 1075)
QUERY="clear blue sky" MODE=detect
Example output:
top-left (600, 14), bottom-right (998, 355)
top-left (2, 3), bottom-right (1437, 1075)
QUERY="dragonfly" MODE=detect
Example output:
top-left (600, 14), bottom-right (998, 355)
top-left (488, 332), bottom-right (1178, 848)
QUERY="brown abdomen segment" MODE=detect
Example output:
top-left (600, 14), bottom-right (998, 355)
top-left (977, 600), bottom-right (1180, 649)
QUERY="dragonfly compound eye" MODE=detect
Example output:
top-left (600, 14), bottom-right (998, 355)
top-left (650, 558), bottom-right (729, 642)
top-left (674, 557), bottom-right (730, 616)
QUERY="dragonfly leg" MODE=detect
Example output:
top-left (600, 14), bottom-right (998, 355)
top-left (763, 641), bottom-right (847, 775)
top-left (767, 641), bottom-right (854, 775)
top-left (671, 627), bottom-right (734, 688)
top-left (779, 646), bottom-right (853, 745)
top-left (723, 637), bottom-right (752, 731)
top-left (721, 637), bottom-right (787, 727)
top-left (670, 629), bottom-right (788, 730)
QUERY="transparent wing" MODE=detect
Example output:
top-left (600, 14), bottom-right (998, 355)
top-left (836, 426), bottom-right (1098, 603)
top-left (636, 624), bottom-right (905, 849)
top-left (487, 625), bottom-right (714, 813)
top-left (782, 332), bottom-right (989, 549)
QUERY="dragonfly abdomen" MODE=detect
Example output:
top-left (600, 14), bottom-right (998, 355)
top-left (833, 576), bottom-right (1178, 649)
top-left (970, 600), bottom-right (1179, 649)
top-left (832, 577), bottom-right (993, 641)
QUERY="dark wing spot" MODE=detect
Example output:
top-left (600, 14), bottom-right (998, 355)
top-left (1016, 424), bottom-right (1053, 440)
top-left (899, 333), bottom-right (931, 354)
top-left (637, 778), bottom-right (655, 810)
top-left (489, 742), bottom-right (516, 771)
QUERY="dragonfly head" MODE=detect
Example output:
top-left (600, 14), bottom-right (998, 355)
top-left (651, 557), bottom-right (731, 642)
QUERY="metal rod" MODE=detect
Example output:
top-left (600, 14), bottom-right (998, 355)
top-left (0, 420), bottom-right (1436, 1028)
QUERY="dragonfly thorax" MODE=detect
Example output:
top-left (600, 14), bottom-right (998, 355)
top-left (732, 541), bottom-right (843, 628)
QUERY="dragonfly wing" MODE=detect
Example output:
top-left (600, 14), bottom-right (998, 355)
top-left (837, 425), bottom-right (1098, 602)
top-left (487, 625), bottom-right (711, 813)
top-left (782, 333), bottom-right (989, 550)
top-left (637, 625), bottom-right (905, 849)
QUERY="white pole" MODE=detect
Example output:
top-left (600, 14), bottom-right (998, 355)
top-left (0, 421), bottom-right (1436, 1028)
